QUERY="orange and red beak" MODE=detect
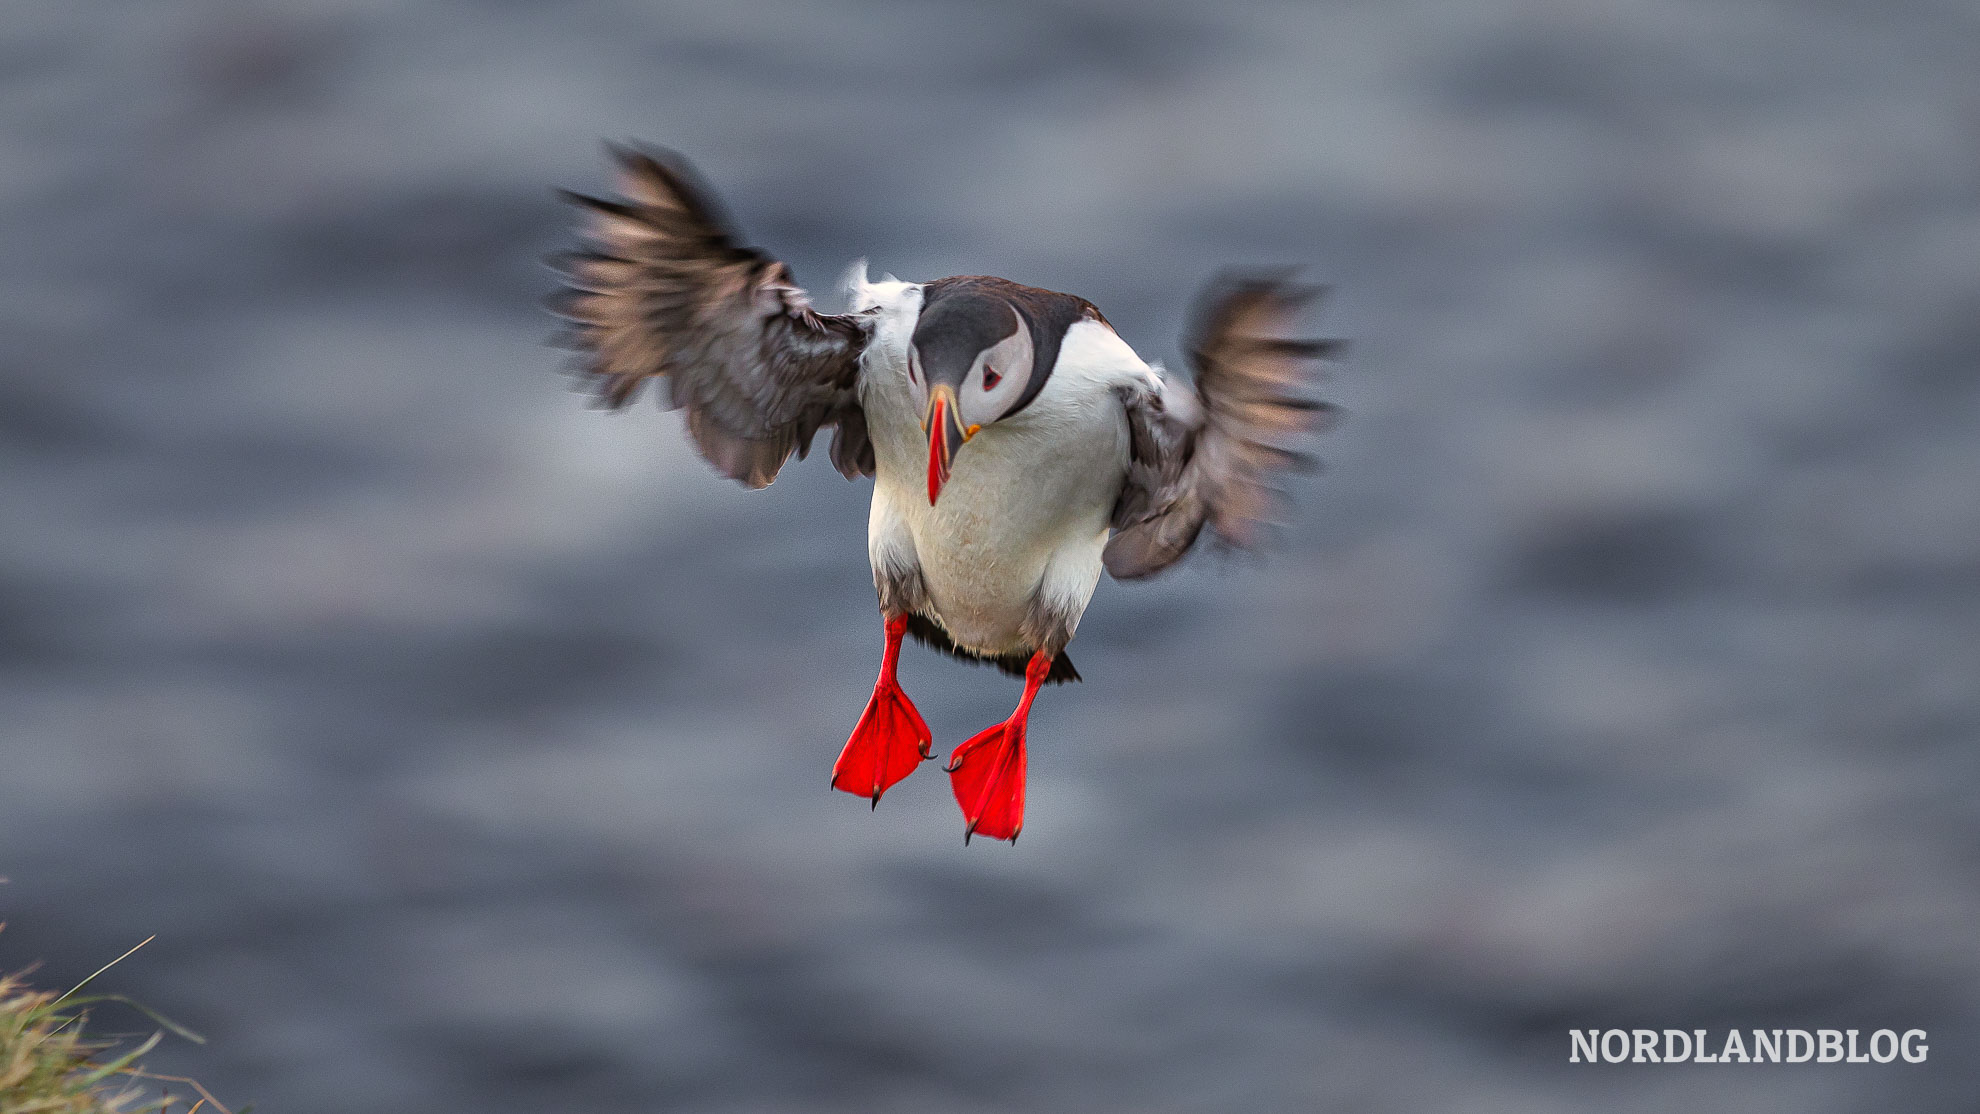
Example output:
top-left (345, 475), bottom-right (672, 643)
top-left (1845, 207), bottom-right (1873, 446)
top-left (924, 384), bottom-right (975, 505)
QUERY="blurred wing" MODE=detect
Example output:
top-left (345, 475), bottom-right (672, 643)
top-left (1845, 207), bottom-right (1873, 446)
top-left (1104, 274), bottom-right (1343, 579)
top-left (549, 145), bottom-right (872, 488)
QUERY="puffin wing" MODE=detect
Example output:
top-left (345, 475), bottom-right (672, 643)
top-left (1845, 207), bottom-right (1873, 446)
top-left (1104, 273), bottom-right (1342, 579)
top-left (549, 145), bottom-right (873, 488)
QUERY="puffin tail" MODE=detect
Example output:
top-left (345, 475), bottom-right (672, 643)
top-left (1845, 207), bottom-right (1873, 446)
top-left (902, 614), bottom-right (1079, 684)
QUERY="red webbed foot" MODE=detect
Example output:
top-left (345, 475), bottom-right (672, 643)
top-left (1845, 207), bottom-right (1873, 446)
top-left (945, 650), bottom-right (1051, 844)
top-left (946, 718), bottom-right (1027, 843)
top-left (831, 616), bottom-right (932, 806)
top-left (832, 677), bottom-right (931, 805)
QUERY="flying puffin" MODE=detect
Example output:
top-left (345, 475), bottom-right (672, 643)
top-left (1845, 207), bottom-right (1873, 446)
top-left (549, 146), bottom-right (1340, 843)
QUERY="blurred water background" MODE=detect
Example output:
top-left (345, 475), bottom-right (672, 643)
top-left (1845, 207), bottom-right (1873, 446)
top-left (4, 1), bottom-right (1978, 1111)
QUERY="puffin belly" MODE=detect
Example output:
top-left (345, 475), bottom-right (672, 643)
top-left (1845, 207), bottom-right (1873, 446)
top-left (906, 414), bottom-right (1122, 656)
top-left (914, 530), bottom-right (1056, 655)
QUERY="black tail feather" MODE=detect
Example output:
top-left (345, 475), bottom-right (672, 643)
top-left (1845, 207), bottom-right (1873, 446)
top-left (902, 614), bottom-right (1080, 684)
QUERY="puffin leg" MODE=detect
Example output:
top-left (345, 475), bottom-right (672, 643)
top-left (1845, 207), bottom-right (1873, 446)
top-left (831, 614), bottom-right (933, 807)
top-left (945, 650), bottom-right (1050, 844)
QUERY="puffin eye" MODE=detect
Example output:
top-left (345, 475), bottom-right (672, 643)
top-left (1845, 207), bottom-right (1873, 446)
top-left (982, 366), bottom-right (1001, 390)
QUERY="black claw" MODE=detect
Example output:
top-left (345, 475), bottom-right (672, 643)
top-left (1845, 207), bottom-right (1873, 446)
top-left (870, 793), bottom-right (880, 811)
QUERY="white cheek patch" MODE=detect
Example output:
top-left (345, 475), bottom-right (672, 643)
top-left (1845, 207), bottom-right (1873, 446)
top-left (970, 312), bottom-right (1034, 421)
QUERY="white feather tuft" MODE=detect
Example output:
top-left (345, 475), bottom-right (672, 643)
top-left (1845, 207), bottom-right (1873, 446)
top-left (838, 258), bottom-right (870, 311)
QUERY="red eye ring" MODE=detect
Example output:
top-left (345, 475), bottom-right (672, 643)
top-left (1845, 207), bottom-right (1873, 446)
top-left (982, 366), bottom-right (1001, 390)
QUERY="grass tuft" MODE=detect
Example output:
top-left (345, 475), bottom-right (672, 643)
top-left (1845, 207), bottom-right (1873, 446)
top-left (0, 932), bottom-right (233, 1114)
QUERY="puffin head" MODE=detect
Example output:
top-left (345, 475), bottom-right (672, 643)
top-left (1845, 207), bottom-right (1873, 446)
top-left (908, 292), bottom-right (1036, 505)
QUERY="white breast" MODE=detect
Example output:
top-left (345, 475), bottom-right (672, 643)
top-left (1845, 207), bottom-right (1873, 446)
top-left (849, 272), bottom-right (1151, 656)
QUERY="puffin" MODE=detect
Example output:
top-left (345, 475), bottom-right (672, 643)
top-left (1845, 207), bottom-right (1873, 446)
top-left (549, 146), bottom-right (1341, 843)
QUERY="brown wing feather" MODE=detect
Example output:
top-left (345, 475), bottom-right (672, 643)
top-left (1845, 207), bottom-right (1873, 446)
top-left (1104, 273), bottom-right (1343, 579)
top-left (548, 145), bottom-right (871, 488)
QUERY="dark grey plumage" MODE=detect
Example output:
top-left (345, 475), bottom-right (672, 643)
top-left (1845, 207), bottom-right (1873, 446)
top-left (1105, 275), bottom-right (1343, 579)
top-left (548, 145), bottom-right (873, 488)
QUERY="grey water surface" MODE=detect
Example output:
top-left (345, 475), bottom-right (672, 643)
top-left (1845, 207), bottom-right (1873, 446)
top-left (3, 2), bottom-right (1978, 1111)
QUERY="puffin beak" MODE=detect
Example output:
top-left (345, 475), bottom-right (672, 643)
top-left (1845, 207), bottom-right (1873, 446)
top-left (924, 384), bottom-right (974, 505)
